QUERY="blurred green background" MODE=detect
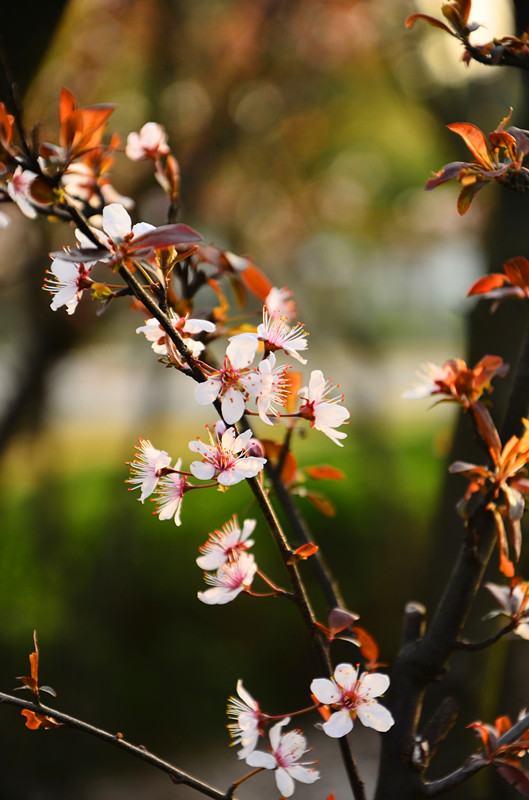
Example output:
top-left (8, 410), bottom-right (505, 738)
top-left (1, 0), bottom-right (529, 798)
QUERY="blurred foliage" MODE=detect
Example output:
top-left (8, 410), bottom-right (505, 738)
top-left (0, 418), bottom-right (445, 797)
top-left (0, 0), bottom-right (527, 798)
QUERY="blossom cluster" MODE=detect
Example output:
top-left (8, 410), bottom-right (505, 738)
top-left (226, 663), bottom-right (394, 796)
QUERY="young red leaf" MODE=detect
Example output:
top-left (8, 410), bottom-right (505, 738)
top-left (352, 625), bottom-right (381, 669)
top-left (496, 763), bottom-right (529, 797)
top-left (405, 13), bottom-right (453, 35)
top-left (457, 181), bottom-right (486, 215)
top-left (467, 273), bottom-right (507, 297)
top-left (21, 710), bottom-right (62, 731)
top-left (239, 263), bottom-right (273, 303)
top-left (306, 492), bottom-right (336, 518)
top-left (447, 122), bottom-right (495, 169)
top-left (504, 257), bottom-right (529, 291)
top-left (305, 465), bottom-right (345, 481)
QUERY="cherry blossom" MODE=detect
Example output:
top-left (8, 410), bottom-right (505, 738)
top-left (485, 581), bottom-right (529, 639)
top-left (245, 717), bottom-right (319, 797)
top-left (310, 663), bottom-right (394, 737)
top-left (43, 258), bottom-right (93, 315)
top-left (298, 370), bottom-right (350, 446)
top-left (136, 313), bottom-right (215, 360)
top-left (197, 552), bottom-right (257, 605)
top-left (154, 460), bottom-right (188, 526)
top-left (52, 202), bottom-right (201, 270)
top-left (189, 426), bottom-right (266, 486)
top-left (265, 286), bottom-right (297, 322)
top-left (126, 122), bottom-right (170, 161)
top-left (195, 337), bottom-right (259, 424)
top-left (227, 680), bottom-right (264, 758)
top-left (127, 438), bottom-right (172, 502)
top-left (402, 356), bottom-right (508, 406)
top-left (230, 309), bottom-right (308, 364)
top-left (244, 352), bottom-right (289, 425)
top-left (7, 166), bottom-right (39, 218)
top-left (196, 516), bottom-right (256, 570)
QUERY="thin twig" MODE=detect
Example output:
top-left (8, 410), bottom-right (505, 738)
top-left (0, 692), bottom-right (236, 800)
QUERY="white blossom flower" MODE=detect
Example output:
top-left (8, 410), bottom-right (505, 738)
top-left (43, 258), bottom-right (92, 315)
top-left (245, 718), bottom-right (319, 797)
top-left (198, 552), bottom-right (257, 605)
top-left (243, 352), bottom-right (289, 425)
top-left (402, 362), bottom-right (454, 400)
top-left (136, 313), bottom-right (215, 359)
top-left (265, 286), bottom-right (297, 322)
top-left (197, 516), bottom-right (256, 570)
top-left (126, 122), bottom-right (170, 161)
top-left (127, 438), bottom-right (172, 502)
top-left (195, 337), bottom-right (259, 424)
top-left (189, 427), bottom-right (266, 486)
top-left (154, 460), bottom-right (187, 526)
top-left (230, 309), bottom-right (308, 364)
top-left (298, 371), bottom-right (350, 446)
top-left (227, 680), bottom-right (263, 758)
top-left (485, 581), bottom-right (529, 639)
top-left (7, 166), bottom-right (39, 218)
top-left (310, 663), bottom-right (394, 738)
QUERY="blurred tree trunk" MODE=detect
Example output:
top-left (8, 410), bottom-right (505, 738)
top-left (421, 3), bottom-right (529, 797)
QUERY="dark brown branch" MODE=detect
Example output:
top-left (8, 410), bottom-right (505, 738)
top-left (453, 621), bottom-right (516, 651)
top-left (424, 709), bottom-right (529, 796)
top-left (0, 692), bottom-right (236, 800)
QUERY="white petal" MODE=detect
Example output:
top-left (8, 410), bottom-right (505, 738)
top-left (245, 751), bottom-right (276, 770)
top-left (359, 672), bottom-right (390, 699)
top-left (190, 461), bottom-right (216, 481)
top-left (334, 663), bottom-right (358, 690)
top-left (102, 203), bottom-right (132, 239)
top-left (357, 701), bottom-right (394, 732)
top-left (195, 379), bottom-right (221, 406)
top-left (226, 336), bottom-right (259, 369)
top-left (275, 767), bottom-right (295, 798)
top-left (221, 389), bottom-right (245, 424)
top-left (310, 678), bottom-right (340, 705)
top-left (287, 765), bottom-right (320, 785)
top-left (322, 709), bottom-right (353, 738)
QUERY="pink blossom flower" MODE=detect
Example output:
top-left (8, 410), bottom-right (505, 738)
top-left (126, 122), bottom-right (170, 161)
top-left (154, 460), bottom-right (188, 526)
top-left (197, 516), bottom-right (256, 570)
top-left (265, 286), bottom-right (297, 322)
top-left (245, 718), bottom-right (319, 797)
top-left (195, 337), bottom-right (259, 424)
top-left (53, 203), bottom-right (201, 269)
top-left (43, 258), bottom-right (93, 315)
top-left (310, 663), bottom-right (394, 737)
top-left (485, 581), bottom-right (529, 639)
top-left (7, 166), bottom-right (39, 218)
top-left (136, 313), bottom-right (215, 359)
top-left (243, 352), bottom-right (289, 425)
top-left (230, 309), bottom-right (308, 364)
top-left (127, 438), bottom-right (171, 502)
top-left (402, 362), bottom-right (458, 400)
top-left (197, 552), bottom-right (257, 605)
top-left (189, 427), bottom-right (266, 486)
top-left (298, 371), bottom-right (350, 446)
top-left (227, 680), bottom-right (264, 758)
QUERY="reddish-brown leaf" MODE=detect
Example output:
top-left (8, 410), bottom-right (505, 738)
top-left (504, 257), bottom-right (529, 291)
top-left (467, 273), bottom-right (507, 296)
top-left (457, 181), bottom-right (486, 215)
top-left (405, 13), bottom-right (453, 34)
top-left (306, 492), bottom-right (336, 518)
top-left (447, 122), bottom-right (494, 169)
top-left (352, 625), bottom-right (380, 668)
top-left (239, 264), bottom-right (273, 302)
top-left (305, 465), bottom-right (345, 481)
